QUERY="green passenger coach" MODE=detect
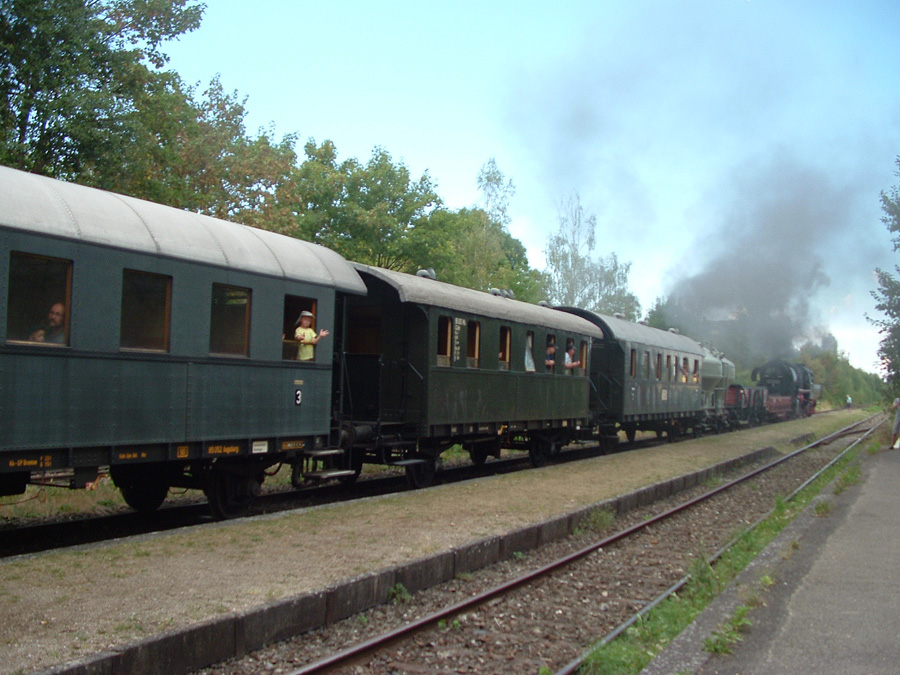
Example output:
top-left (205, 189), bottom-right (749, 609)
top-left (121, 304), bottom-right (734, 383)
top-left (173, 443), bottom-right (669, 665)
top-left (336, 266), bottom-right (605, 484)
top-left (557, 308), bottom-right (706, 441)
top-left (0, 165), bottom-right (366, 517)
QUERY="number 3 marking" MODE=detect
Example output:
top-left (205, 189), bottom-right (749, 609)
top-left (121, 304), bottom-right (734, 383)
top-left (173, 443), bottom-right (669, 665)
top-left (295, 389), bottom-right (302, 406)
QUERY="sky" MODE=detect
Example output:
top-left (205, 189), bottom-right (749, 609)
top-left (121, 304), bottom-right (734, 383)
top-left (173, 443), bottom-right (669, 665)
top-left (163, 0), bottom-right (900, 374)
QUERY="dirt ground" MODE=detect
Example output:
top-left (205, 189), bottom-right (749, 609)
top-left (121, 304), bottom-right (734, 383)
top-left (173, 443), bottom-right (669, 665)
top-left (0, 410), bottom-right (868, 675)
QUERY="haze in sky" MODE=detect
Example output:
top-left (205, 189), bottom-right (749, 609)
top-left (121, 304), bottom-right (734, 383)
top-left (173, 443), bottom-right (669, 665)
top-left (165, 0), bottom-right (900, 373)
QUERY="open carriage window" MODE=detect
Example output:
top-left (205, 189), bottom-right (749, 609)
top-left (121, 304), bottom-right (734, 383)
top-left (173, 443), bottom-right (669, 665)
top-left (120, 270), bottom-right (171, 351)
top-left (498, 326), bottom-right (511, 370)
top-left (524, 331), bottom-right (535, 372)
top-left (466, 320), bottom-right (481, 368)
top-left (210, 283), bottom-right (251, 356)
top-left (437, 315), bottom-right (451, 366)
top-left (6, 252), bottom-right (72, 346)
top-left (282, 295), bottom-right (319, 360)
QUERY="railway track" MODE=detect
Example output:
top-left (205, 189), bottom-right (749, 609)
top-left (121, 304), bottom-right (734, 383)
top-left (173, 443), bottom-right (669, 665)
top-left (2, 443), bottom-right (625, 558)
top-left (1, 414), bottom-right (836, 558)
top-left (191, 415), bottom-right (879, 675)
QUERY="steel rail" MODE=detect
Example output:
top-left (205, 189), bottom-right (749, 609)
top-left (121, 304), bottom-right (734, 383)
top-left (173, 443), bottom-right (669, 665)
top-left (552, 413), bottom-right (882, 675)
top-left (286, 415), bottom-right (878, 675)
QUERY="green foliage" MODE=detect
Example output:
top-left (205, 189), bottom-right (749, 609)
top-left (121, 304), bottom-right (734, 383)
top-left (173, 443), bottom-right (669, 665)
top-left (0, 0), bottom-right (203, 177)
top-left (1, 5), bottom-right (552, 298)
top-left (798, 346), bottom-right (885, 407)
top-left (261, 140), bottom-right (441, 271)
top-left (870, 156), bottom-right (900, 391)
top-left (388, 582), bottom-right (412, 605)
top-left (703, 605), bottom-right (751, 655)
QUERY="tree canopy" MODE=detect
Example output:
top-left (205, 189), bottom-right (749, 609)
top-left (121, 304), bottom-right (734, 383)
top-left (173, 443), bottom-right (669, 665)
top-left (870, 156), bottom-right (900, 392)
top-left (0, 2), bottom-right (549, 303)
top-left (544, 192), bottom-right (641, 319)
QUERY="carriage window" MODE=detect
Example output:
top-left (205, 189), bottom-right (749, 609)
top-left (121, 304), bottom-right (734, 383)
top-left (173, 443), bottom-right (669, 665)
top-left (524, 331), bottom-right (535, 372)
top-left (210, 283), bottom-right (251, 356)
top-left (681, 357), bottom-right (689, 383)
top-left (6, 252), bottom-right (72, 346)
top-left (666, 355), bottom-right (673, 381)
top-left (499, 326), bottom-right (511, 371)
top-left (642, 351), bottom-right (650, 380)
top-left (437, 315), bottom-right (451, 366)
top-left (545, 335), bottom-right (557, 373)
top-left (693, 359), bottom-right (700, 383)
top-left (656, 353), bottom-right (663, 380)
top-left (282, 295), bottom-right (319, 360)
top-left (466, 321), bottom-right (480, 368)
top-left (629, 349), bottom-right (637, 378)
top-left (120, 270), bottom-right (171, 351)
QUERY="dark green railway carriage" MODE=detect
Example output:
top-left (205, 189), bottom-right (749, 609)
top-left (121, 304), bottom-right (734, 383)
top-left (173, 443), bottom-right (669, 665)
top-left (335, 266), bottom-right (604, 484)
top-left (557, 309), bottom-right (705, 441)
top-left (0, 166), bottom-right (366, 516)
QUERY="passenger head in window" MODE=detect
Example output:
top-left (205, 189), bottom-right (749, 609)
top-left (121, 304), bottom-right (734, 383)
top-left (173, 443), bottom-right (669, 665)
top-left (545, 339), bottom-right (556, 371)
top-left (293, 310), bottom-right (330, 361)
top-left (563, 345), bottom-right (581, 373)
top-left (29, 302), bottom-right (66, 344)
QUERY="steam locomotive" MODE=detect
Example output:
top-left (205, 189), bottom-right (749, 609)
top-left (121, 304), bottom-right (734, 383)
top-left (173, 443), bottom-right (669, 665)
top-left (0, 167), bottom-right (817, 518)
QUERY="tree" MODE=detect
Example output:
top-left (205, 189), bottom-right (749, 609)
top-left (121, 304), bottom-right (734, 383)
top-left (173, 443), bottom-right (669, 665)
top-left (0, 0), bottom-right (204, 178)
top-left (260, 141), bottom-right (441, 270)
top-left (871, 157), bottom-right (900, 390)
top-left (544, 192), bottom-right (641, 319)
top-left (409, 160), bottom-right (546, 302)
top-left (80, 73), bottom-right (297, 218)
top-left (409, 207), bottom-right (548, 303)
top-left (476, 157), bottom-right (515, 228)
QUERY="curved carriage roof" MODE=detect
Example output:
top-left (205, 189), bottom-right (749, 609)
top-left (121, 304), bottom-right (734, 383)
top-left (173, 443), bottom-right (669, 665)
top-left (0, 165), bottom-right (366, 294)
top-left (556, 307), bottom-right (703, 355)
top-left (354, 265), bottom-right (605, 338)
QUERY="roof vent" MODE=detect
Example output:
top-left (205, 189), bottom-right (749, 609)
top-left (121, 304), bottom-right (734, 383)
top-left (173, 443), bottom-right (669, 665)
top-left (538, 300), bottom-right (550, 307)
top-left (505, 289), bottom-right (515, 299)
top-left (668, 327), bottom-right (680, 334)
top-left (489, 288), bottom-right (502, 296)
top-left (416, 268), bottom-right (436, 280)
top-left (614, 312), bottom-right (625, 319)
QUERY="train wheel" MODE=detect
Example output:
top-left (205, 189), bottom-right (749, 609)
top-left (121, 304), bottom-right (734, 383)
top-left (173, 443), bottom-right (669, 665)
top-left (469, 445), bottom-right (489, 467)
top-left (529, 437), bottom-right (552, 468)
top-left (119, 480), bottom-right (169, 513)
top-left (204, 469), bottom-right (259, 519)
top-left (625, 426), bottom-right (636, 443)
top-left (405, 457), bottom-right (436, 489)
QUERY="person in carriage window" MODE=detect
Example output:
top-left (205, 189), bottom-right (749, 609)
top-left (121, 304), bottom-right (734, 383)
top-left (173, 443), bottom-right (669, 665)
top-left (28, 302), bottom-right (66, 344)
top-left (292, 310), bottom-right (329, 361)
top-left (563, 344), bottom-right (581, 373)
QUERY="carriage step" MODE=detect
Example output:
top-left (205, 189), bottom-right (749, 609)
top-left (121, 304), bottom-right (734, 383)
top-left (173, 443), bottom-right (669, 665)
top-left (303, 469), bottom-right (359, 480)
top-left (388, 459), bottom-right (429, 467)
top-left (303, 448), bottom-right (344, 458)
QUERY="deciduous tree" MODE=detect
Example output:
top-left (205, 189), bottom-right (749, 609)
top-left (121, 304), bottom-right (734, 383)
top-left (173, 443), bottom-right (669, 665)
top-left (545, 192), bottom-right (641, 319)
top-left (871, 157), bottom-right (900, 389)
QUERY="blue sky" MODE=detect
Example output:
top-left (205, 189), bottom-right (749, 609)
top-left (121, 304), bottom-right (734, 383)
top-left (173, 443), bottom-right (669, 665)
top-left (164, 1), bottom-right (900, 373)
